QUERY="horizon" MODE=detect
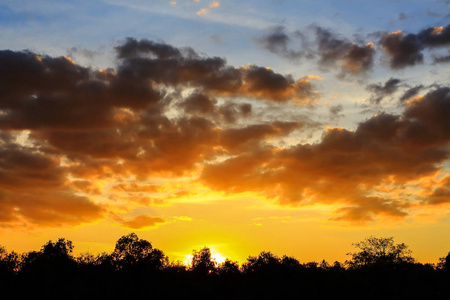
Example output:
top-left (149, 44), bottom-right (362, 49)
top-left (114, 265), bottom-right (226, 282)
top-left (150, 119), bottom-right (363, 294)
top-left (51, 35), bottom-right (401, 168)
top-left (1, 233), bottom-right (448, 267)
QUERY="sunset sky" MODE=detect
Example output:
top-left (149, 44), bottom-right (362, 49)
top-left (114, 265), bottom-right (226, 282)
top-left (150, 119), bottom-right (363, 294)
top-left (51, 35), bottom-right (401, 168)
top-left (0, 0), bottom-right (449, 265)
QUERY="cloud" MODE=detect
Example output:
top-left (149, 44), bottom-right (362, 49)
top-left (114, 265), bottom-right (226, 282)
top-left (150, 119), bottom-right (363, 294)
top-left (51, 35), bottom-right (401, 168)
top-left (115, 214), bottom-right (167, 229)
top-left (111, 183), bottom-right (161, 193)
top-left (1, 36), bottom-right (449, 227)
top-left (196, 1), bottom-right (220, 15)
top-left (180, 92), bottom-right (218, 115)
top-left (0, 39), bottom-right (316, 227)
top-left (399, 85), bottom-right (423, 102)
top-left (379, 30), bottom-right (424, 69)
top-left (425, 175), bottom-right (450, 205)
top-left (313, 26), bottom-right (375, 75)
top-left (196, 8), bottom-right (208, 15)
top-left (329, 104), bottom-right (344, 121)
top-left (366, 78), bottom-right (402, 104)
top-left (380, 24), bottom-right (450, 69)
top-left (201, 87), bottom-right (450, 223)
top-left (220, 121), bottom-right (302, 152)
top-left (210, 1), bottom-right (220, 8)
top-left (0, 137), bottom-right (105, 227)
top-left (255, 26), bottom-right (304, 61)
top-left (114, 38), bottom-right (315, 103)
top-left (257, 25), bottom-right (375, 76)
top-left (259, 24), bottom-right (450, 73)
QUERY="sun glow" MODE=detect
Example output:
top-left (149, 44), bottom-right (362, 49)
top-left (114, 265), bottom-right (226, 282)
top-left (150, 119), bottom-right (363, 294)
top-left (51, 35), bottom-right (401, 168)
top-left (182, 248), bottom-right (227, 266)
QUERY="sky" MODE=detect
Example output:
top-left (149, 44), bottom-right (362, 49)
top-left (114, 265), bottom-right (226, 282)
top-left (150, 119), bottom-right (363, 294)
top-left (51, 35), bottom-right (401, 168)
top-left (0, 0), bottom-right (449, 265)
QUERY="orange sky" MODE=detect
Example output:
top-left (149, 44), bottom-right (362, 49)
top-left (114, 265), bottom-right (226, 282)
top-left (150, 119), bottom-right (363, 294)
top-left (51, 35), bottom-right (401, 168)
top-left (0, 1), bottom-right (449, 266)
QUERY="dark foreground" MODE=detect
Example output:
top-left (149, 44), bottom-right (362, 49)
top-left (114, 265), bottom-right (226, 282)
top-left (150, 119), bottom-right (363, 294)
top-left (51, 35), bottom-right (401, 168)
top-left (1, 234), bottom-right (449, 299)
top-left (2, 262), bottom-right (450, 300)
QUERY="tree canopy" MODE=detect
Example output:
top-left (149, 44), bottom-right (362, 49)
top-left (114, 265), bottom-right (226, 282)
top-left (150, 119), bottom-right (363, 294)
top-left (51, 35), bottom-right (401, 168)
top-left (346, 236), bottom-right (414, 268)
top-left (0, 234), bottom-right (449, 299)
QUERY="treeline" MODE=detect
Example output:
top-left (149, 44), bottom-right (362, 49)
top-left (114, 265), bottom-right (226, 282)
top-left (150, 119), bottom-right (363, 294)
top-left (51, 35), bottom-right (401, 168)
top-left (0, 233), bottom-right (449, 299)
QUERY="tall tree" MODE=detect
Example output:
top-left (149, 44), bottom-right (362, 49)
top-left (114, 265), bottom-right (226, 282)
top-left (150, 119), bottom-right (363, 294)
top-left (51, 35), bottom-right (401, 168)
top-left (346, 236), bottom-right (414, 268)
top-left (191, 247), bottom-right (216, 275)
top-left (112, 233), bottom-right (153, 268)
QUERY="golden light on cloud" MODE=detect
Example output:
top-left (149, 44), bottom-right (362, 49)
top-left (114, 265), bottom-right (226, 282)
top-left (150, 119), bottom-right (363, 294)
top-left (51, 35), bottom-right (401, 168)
top-left (196, 1), bottom-right (219, 15)
top-left (307, 74), bottom-right (324, 80)
top-left (113, 214), bottom-right (167, 229)
top-left (210, 1), bottom-right (220, 8)
top-left (196, 8), bottom-right (208, 15)
top-left (65, 56), bottom-right (75, 64)
top-left (432, 26), bottom-right (444, 34)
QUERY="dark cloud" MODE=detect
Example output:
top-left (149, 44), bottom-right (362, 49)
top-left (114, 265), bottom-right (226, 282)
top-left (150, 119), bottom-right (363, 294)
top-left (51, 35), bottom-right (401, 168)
top-left (220, 121), bottom-right (301, 152)
top-left (399, 85), bottom-right (423, 102)
top-left (201, 87), bottom-right (450, 223)
top-left (379, 31), bottom-right (424, 69)
top-left (115, 38), bottom-right (315, 103)
top-left (366, 78), bottom-right (402, 104)
top-left (180, 92), bottom-right (218, 115)
top-left (1, 36), bottom-right (448, 227)
top-left (257, 25), bottom-right (375, 76)
top-left (256, 26), bottom-right (304, 61)
top-left (218, 102), bottom-right (252, 123)
top-left (0, 40), bottom-right (316, 227)
top-left (403, 87), bottom-right (450, 138)
top-left (313, 26), bottom-right (375, 75)
top-left (115, 37), bottom-right (183, 60)
top-left (259, 24), bottom-right (450, 73)
top-left (380, 24), bottom-right (450, 69)
top-left (240, 65), bottom-right (315, 102)
top-left (417, 24), bottom-right (450, 46)
top-left (0, 139), bottom-right (104, 227)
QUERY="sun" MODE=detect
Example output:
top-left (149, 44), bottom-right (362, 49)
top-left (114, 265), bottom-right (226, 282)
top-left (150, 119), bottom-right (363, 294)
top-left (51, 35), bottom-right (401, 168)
top-left (183, 248), bottom-right (227, 266)
top-left (211, 252), bottom-right (226, 264)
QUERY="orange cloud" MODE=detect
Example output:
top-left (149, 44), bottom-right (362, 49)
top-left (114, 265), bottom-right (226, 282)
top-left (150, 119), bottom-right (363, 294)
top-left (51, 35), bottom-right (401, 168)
top-left (196, 8), bottom-right (207, 15)
top-left (196, 1), bottom-right (220, 15)
top-left (0, 39), bottom-right (449, 228)
top-left (115, 214), bottom-right (167, 229)
top-left (201, 87), bottom-right (450, 223)
top-left (210, 1), bottom-right (220, 8)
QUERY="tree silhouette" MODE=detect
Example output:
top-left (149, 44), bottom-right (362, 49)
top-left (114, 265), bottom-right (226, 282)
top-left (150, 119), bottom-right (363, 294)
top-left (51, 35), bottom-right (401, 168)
top-left (346, 236), bottom-right (414, 268)
top-left (111, 233), bottom-right (168, 271)
top-left (218, 258), bottom-right (240, 275)
top-left (242, 251), bottom-right (281, 273)
top-left (42, 238), bottom-right (74, 258)
top-left (20, 238), bottom-right (76, 272)
top-left (0, 245), bottom-right (20, 274)
top-left (112, 233), bottom-right (153, 268)
top-left (190, 247), bottom-right (216, 275)
top-left (437, 252), bottom-right (450, 270)
top-left (2, 234), bottom-right (450, 299)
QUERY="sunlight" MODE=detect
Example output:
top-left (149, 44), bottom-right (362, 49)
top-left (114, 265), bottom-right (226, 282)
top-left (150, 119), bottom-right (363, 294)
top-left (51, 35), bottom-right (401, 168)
top-left (212, 252), bottom-right (226, 264)
top-left (183, 254), bottom-right (194, 267)
top-left (182, 248), bottom-right (227, 266)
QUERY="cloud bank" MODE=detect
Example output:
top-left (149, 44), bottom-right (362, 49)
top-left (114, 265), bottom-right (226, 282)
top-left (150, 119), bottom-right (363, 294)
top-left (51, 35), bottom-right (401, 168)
top-left (0, 33), bottom-right (449, 227)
